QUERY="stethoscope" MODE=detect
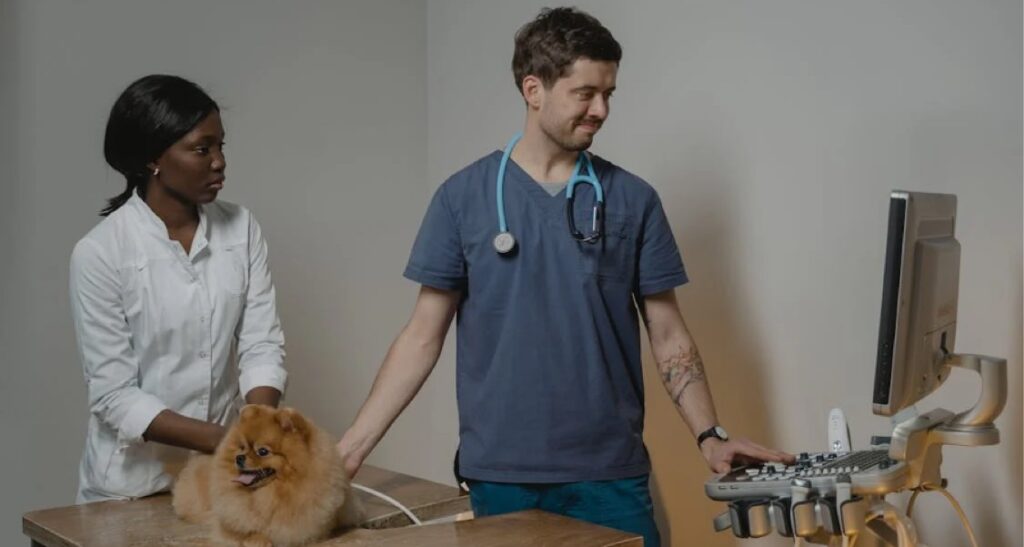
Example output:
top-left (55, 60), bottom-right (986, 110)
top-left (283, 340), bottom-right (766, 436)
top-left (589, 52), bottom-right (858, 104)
top-left (493, 132), bottom-right (605, 254)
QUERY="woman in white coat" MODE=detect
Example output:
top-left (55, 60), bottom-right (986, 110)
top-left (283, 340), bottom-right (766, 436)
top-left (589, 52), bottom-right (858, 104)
top-left (70, 75), bottom-right (287, 502)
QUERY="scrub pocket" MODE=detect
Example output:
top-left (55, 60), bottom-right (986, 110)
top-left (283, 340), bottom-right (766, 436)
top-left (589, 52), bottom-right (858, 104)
top-left (575, 213), bottom-right (636, 283)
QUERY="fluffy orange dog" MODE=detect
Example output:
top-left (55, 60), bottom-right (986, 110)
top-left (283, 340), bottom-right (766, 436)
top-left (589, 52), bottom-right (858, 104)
top-left (172, 405), bottom-right (362, 546)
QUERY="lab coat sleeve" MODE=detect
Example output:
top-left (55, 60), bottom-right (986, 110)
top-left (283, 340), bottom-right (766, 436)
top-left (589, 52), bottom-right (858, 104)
top-left (69, 238), bottom-right (168, 446)
top-left (234, 212), bottom-right (287, 397)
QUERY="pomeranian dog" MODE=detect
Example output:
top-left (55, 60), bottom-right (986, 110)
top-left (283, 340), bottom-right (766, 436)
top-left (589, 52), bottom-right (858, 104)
top-left (172, 405), bottom-right (362, 547)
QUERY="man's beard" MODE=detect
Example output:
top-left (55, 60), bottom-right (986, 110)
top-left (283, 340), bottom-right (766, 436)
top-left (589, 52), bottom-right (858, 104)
top-left (541, 121), bottom-right (595, 152)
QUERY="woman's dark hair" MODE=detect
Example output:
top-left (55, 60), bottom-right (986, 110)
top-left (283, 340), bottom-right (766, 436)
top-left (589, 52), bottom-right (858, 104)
top-left (100, 74), bottom-right (219, 216)
top-left (511, 7), bottom-right (622, 94)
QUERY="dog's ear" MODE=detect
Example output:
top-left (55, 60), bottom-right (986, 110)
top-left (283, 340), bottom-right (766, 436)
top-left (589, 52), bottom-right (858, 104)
top-left (240, 404), bottom-right (263, 421)
top-left (241, 403), bottom-right (277, 421)
top-left (276, 407), bottom-right (311, 436)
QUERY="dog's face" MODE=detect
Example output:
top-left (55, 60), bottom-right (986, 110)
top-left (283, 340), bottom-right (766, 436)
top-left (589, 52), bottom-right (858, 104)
top-left (214, 405), bottom-right (313, 490)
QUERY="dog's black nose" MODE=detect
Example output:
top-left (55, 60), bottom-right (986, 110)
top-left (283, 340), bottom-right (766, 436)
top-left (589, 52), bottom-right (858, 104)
top-left (235, 454), bottom-right (246, 468)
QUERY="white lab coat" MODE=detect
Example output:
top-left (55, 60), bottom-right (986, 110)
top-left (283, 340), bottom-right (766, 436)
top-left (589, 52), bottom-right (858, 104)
top-left (69, 191), bottom-right (286, 502)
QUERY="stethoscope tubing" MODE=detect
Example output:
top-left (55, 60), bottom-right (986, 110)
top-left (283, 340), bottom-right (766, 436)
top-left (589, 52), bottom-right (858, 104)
top-left (495, 132), bottom-right (604, 251)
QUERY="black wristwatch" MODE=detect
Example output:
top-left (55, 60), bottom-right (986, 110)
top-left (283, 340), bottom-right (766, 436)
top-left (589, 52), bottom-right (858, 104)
top-left (697, 425), bottom-right (729, 448)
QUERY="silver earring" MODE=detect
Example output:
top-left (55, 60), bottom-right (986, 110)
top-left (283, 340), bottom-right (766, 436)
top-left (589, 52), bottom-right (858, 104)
top-left (153, 167), bottom-right (160, 176)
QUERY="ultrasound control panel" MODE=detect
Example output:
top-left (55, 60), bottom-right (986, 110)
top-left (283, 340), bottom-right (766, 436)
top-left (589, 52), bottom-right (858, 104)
top-left (705, 449), bottom-right (906, 500)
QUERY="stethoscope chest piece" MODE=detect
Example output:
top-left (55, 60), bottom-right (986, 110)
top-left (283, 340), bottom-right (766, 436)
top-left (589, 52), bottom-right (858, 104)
top-left (493, 231), bottom-right (516, 254)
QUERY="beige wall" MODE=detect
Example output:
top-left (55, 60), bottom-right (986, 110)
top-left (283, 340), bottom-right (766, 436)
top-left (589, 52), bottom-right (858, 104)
top-left (2, 2), bottom-right (1020, 547)
top-left (426, 1), bottom-right (1021, 546)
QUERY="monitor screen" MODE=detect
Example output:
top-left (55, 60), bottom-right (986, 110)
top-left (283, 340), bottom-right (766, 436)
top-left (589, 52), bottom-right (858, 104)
top-left (873, 191), bottom-right (960, 416)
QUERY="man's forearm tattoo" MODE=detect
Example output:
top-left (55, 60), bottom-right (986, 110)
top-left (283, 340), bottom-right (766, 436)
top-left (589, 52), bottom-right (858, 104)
top-left (658, 345), bottom-right (706, 407)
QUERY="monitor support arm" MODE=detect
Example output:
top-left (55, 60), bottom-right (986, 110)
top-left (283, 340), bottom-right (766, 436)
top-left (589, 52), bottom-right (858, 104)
top-left (942, 353), bottom-right (1007, 430)
top-left (888, 353), bottom-right (1006, 492)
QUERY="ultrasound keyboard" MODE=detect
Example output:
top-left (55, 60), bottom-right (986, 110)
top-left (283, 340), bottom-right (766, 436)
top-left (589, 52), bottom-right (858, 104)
top-left (705, 448), bottom-right (907, 500)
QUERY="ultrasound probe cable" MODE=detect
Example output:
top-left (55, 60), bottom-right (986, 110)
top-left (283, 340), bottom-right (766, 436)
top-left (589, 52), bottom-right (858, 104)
top-left (351, 482), bottom-right (424, 526)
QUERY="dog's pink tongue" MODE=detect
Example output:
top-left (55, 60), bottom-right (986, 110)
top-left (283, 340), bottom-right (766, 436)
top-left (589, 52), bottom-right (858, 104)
top-left (233, 473), bottom-right (257, 486)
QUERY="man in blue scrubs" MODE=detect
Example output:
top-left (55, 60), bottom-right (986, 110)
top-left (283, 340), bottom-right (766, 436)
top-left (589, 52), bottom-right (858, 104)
top-left (338, 8), bottom-right (792, 545)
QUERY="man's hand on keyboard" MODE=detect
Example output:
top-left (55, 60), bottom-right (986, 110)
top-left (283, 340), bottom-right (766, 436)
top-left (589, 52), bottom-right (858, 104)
top-left (701, 437), bottom-right (795, 475)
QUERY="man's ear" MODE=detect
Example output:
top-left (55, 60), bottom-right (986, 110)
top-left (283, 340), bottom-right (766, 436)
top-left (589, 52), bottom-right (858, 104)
top-left (521, 75), bottom-right (544, 110)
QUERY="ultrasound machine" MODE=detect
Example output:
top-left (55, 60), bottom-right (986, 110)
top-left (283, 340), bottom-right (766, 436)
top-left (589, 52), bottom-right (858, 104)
top-left (704, 191), bottom-right (1007, 546)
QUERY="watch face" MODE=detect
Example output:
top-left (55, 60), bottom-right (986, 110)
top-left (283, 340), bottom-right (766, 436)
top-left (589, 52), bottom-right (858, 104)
top-left (714, 426), bottom-right (729, 441)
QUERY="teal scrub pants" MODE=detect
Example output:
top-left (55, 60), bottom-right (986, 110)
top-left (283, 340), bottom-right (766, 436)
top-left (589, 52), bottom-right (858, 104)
top-left (467, 475), bottom-right (660, 547)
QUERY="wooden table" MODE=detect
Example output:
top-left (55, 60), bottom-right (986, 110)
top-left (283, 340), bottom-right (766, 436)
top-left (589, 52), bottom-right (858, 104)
top-left (322, 510), bottom-right (642, 546)
top-left (23, 465), bottom-right (641, 546)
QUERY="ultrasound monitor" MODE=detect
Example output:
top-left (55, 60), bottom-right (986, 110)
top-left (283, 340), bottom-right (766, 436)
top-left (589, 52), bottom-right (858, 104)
top-left (873, 191), bottom-right (960, 417)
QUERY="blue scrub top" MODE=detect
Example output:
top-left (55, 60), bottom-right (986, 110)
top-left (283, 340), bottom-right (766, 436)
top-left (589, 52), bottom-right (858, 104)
top-left (405, 150), bottom-right (688, 483)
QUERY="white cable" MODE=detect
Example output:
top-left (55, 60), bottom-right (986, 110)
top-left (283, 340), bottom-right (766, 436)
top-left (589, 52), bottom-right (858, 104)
top-left (907, 484), bottom-right (979, 547)
top-left (887, 506), bottom-right (912, 546)
top-left (351, 482), bottom-right (423, 525)
top-left (848, 511), bottom-right (883, 547)
top-left (906, 489), bottom-right (922, 517)
top-left (931, 486), bottom-right (979, 547)
top-left (843, 512), bottom-right (880, 547)
top-left (867, 499), bottom-right (916, 546)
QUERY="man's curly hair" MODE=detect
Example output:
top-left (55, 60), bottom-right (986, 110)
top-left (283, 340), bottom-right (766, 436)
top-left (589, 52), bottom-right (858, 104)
top-left (512, 7), bottom-right (622, 94)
